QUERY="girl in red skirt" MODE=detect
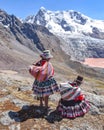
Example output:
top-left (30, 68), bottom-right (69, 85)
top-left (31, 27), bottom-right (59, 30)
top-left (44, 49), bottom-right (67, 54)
top-left (29, 50), bottom-right (59, 109)
top-left (57, 76), bottom-right (90, 118)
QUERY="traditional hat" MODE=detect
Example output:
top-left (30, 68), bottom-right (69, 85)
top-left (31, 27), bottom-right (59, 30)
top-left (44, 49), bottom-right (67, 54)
top-left (40, 50), bottom-right (53, 59)
top-left (74, 76), bottom-right (83, 85)
top-left (75, 76), bottom-right (83, 83)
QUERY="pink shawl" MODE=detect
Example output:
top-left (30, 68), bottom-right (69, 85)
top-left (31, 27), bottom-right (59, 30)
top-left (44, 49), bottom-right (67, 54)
top-left (29, 61), bottom-right (54, 81)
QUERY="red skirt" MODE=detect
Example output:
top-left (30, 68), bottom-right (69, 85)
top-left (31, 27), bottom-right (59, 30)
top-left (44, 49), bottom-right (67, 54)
top-left (32, 77), bottom-right (59, 97)
top-left (57, 99), bottom-right (90, 118)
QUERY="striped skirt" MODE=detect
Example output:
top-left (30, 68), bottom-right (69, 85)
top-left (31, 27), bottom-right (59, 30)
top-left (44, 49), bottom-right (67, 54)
top-left (57, 99), bottom-right (90, 118)
top-left (32, 77), bottom-right (59, 97)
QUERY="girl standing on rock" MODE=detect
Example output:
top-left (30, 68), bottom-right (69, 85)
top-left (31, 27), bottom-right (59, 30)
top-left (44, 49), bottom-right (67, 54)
top-left (29, 50), bottom-right (59, 109)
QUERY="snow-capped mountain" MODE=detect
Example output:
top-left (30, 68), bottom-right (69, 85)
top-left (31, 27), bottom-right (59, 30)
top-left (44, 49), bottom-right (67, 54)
top-left (0, 9), bottom-right (70, 69)
top-left (25, 7), bottom-right (104, 35)
top-left (25, 7), bottom-right (104, 61)
top-left (0, 8), bottom-right (104, 79)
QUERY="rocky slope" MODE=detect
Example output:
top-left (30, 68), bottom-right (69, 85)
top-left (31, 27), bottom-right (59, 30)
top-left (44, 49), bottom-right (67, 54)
top-left (0, 70), bottom-right (104, 130)
top-left (0, 9), bottom-right (70, 70)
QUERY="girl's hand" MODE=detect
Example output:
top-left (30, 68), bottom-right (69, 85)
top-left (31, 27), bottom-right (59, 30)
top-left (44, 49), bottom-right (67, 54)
top-left (32, 87), bottom-right (34, 91)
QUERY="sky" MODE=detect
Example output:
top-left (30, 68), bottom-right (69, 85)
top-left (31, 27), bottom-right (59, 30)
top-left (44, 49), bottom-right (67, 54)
top-left (0, 0), bottom-right (104, 20)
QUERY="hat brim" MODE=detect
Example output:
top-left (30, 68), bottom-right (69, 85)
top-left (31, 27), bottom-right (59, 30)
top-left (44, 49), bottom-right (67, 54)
top-left (40, 54), bottom-right (53, 59)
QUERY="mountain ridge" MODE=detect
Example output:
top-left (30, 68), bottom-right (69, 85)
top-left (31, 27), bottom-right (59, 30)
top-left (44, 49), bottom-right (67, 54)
top-left (0, 8), bottom-right (104, 80)
top-left (25, 7), bottom-right (104, 61)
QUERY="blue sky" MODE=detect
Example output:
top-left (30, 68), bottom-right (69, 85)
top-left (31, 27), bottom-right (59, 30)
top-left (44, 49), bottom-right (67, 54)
top-left (0, 0), bottom-right (104, 20)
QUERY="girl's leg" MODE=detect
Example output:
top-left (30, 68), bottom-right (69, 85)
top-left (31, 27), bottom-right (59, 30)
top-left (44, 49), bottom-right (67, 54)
top-left (44, 95), bottom-right (49, 108)
top-left (40, 97), bottom-right (43, 106)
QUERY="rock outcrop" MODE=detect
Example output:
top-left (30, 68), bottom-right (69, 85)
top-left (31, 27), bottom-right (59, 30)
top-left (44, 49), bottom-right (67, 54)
top-left (0, 70), bottom-right (104, 130)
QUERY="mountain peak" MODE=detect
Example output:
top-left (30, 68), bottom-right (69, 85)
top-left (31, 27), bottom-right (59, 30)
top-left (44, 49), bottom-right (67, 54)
top-left (40, 7), bottom-right (46, 11)
top-left (38, 7), bottom-right (47, 14)
top-left (25, 8), bottom-right (91, 33)
top-left (25, 8), bottom-right (104, 35)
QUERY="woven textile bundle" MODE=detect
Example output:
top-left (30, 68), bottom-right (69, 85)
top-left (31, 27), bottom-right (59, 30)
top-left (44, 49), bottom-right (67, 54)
top-left (60, 82), bottom-right (81, 101)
